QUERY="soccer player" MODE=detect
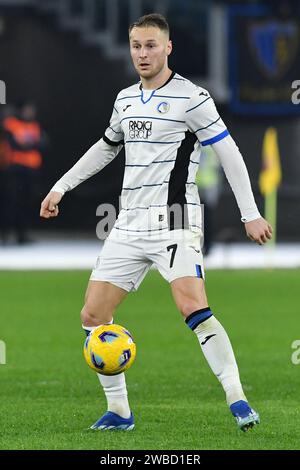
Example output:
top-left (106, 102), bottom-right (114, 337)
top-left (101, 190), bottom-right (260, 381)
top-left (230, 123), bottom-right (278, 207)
top-left (40, 13), bottom-right (272, 432)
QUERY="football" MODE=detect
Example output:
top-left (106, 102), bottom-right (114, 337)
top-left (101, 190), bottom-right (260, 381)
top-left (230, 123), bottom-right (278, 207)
top-left (83, 324), bottom-right (136, 375)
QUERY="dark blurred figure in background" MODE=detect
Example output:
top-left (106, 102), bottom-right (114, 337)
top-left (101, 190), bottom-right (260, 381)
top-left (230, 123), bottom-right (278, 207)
top-left (0, 105), bottom-right (15, 244)
top-left (3, 102), bottom-right (46, 244)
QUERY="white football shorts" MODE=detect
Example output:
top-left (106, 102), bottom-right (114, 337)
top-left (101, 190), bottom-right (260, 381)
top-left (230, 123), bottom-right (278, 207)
top-left (90, 229), bottom-right (205, 292)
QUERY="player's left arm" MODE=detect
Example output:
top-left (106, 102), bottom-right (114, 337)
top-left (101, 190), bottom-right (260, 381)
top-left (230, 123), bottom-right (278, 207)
top-left (244, 218), bottom-right (272, 245)
top-left (212, 135), bottom-right (273, 245)
top-left (185, 88), bottom-right (272, 245)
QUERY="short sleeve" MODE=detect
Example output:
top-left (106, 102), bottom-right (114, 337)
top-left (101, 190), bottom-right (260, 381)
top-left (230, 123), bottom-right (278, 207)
top-left (103, 99), bottom-right (124, 147)
top-left (185, 89), bottom-right (229, 146)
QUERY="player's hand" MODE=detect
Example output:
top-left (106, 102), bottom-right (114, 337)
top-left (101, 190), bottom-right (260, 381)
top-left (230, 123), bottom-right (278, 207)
top-left (244, 217), bottom-right (273, 245)
top-left (40, 191), bottom-right (63, 219)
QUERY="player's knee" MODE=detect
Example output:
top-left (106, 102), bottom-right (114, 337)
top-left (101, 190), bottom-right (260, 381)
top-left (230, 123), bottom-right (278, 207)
top-left (80, 305), bottom-right (98, 326)
top-left (80, 304), bottom-right (113, 327)
top-left (178, 299), bottom-right (205, 318)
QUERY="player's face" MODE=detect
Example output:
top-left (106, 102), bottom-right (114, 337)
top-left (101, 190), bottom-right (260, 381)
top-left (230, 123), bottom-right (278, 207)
top-left (129, 26), bottom-right (172, 80)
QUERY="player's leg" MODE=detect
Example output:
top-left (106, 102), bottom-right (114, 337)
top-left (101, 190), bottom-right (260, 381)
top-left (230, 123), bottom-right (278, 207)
top-left (81, 280), bottom-right (134, 429)
top-left (150, 229), bottom-right (259, 431)
top-left (81, 279), bottom-right (127, 326)
top-left (171, 276), bottom-right (259, 431)
top-left (81, 235), bottom-right (151, 430)
top-left (171, 276), bottom-right (248, 407)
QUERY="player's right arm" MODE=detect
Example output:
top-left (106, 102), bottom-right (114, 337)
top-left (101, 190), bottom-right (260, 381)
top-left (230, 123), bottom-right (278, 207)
top-left (40, 99), bottom-right (123, 219)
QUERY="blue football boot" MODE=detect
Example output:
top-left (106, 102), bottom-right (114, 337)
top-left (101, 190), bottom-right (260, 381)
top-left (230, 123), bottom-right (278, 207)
top-left (90, 411), bottom-right (135, 431)
top-left (230, 400), bottom-right (260, 432)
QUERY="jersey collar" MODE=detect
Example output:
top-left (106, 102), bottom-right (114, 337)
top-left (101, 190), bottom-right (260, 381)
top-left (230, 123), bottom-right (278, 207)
top-left (139, 70), bottom-right (176, 91)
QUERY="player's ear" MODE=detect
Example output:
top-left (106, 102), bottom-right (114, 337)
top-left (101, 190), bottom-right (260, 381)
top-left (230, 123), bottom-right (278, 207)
top-left (167, 40), bottom-right (172, 56)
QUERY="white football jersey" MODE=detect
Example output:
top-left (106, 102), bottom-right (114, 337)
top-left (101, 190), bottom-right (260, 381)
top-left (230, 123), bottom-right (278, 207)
top-left (52, 70), bottom-right (260, 234)
top-left (104, 72), bottom-right (228, 236)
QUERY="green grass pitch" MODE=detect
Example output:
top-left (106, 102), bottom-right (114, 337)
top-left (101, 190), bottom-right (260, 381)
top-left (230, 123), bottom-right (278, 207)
top-left (0, 269), bottom-right (299, 450)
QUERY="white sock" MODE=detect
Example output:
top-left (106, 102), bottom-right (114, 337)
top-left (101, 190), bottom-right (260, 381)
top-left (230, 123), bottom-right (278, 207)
top-left (193, 316), bottom-right (247, 406)
top-left (97, 372), bottom-right (131, 419)
top-left (83, 323), bottom-right (131, 419)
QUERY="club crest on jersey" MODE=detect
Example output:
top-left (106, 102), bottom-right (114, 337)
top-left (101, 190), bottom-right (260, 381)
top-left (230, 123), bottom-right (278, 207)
top-left (129, 120), bottom-right (152, 139)
top-left (157, 101), bottom-right (170, 114)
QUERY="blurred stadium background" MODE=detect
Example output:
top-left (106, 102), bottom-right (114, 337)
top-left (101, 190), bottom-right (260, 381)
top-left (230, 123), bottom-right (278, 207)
top-left (0, 0), bottom-right (300, 451)
top-left (0, 0), bottom-right (300, 268)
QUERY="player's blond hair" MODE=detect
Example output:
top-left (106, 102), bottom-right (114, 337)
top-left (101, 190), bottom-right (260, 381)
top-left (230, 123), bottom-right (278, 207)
top-left (129, 13), bottom-right (170, 38)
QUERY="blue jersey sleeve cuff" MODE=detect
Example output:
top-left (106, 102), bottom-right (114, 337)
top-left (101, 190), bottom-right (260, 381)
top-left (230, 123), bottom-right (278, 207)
top-left (201, 129), bottom-right (229, 146)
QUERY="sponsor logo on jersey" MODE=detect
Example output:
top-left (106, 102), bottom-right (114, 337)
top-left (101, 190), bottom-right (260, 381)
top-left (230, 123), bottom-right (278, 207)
top-left (129, 120), bottom-right (152, 139)
top-left (123, 104), bottom-right (132, 112)
top-left (157, 101), bottom-right (170, 114)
